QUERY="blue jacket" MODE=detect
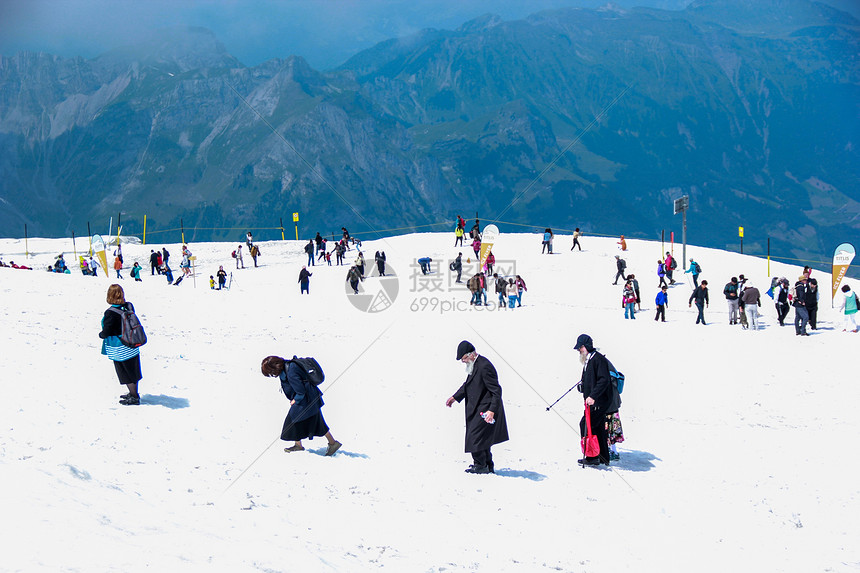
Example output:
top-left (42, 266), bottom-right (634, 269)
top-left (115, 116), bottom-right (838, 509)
top-left (655, 291), bottom-right (668, 306)
top-left (280, 362), bottom-right (324, 423)
top-left (685, 261), bottom-right (700, 276)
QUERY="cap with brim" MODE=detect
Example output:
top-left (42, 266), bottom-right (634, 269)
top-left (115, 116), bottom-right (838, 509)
top-left (574, 334), bottom-right (593, 351)
top-left (456, 340), bottom-right (475, 360)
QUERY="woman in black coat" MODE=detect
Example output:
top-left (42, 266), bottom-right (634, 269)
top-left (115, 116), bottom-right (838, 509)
top-left (446, 341), bottom-right (509, 474)
top-left (98, 284), bottom-right (142, 406)
top-left (261, 356), bottom-right (341, 456)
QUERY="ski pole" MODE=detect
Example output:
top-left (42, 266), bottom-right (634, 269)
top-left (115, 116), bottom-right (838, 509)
top-left (546, 384), bottom-right (578, 411)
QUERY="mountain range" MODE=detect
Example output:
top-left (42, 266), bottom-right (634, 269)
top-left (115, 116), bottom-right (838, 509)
top-left (0, 0), bottom-right (857, 266)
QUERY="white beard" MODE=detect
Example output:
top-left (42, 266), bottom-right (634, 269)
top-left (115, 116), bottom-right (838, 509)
top-left (579, 352), bottom-right (588, 366)
top-left (465, 359), bottom-right (475, 376)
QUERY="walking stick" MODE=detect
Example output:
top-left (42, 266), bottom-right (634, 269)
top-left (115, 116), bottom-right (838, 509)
top-left (546, 384), bottom-right (579, 411)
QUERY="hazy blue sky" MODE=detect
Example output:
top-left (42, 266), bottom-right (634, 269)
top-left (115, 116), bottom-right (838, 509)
top-left (1, 0), bottom-right (856, 70)
top-left (0, 0), bottom-right (694, 69)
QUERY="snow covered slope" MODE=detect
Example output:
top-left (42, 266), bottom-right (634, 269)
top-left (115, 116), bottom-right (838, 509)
top-left (1, 232), bottom-right (858, 572)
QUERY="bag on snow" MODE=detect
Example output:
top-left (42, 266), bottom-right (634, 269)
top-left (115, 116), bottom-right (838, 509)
top-left (581, 405), bottom-right (601, 458)
top-left (289, 356), bottom-right (325, 386)
top-left (109, 305), bottom-right (147, 348)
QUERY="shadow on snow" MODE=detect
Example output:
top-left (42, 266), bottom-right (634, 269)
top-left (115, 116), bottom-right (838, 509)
top-left (141, 394), bottom-right (190, 409)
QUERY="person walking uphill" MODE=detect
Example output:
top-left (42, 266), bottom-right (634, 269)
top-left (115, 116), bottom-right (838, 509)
top-left (741, 280), bottom-right (762, 330)
top-left (574, 334), bottom-right (612, 466)
top-left (685, 258), bottom-right (702, 288)
top-left (298, 266), bottom-right (312, 294)
top-left (613, 255), bottom-right (627, 285)
top-left (446, 341), bottom-right (509, 474)
top-left (688, 280), bottom-right (709, 325)
top-left (261, 356), bottom-right (341, 455)
top-left (793, 275), bottom-right (810, 336)
top-left (98, 284), bottom-right (143, 406)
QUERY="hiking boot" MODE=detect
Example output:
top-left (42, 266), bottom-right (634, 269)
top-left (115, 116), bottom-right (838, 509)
top-left (119, 394), bottom-right (140, 406)
top-left (577, 457), bottom-right (601, 467)
top-left (465, 464), bottom-right (491, 474)
top-left (325, 441), bottom-right (342, 456)
top-left (120, 392), bottom-right (131, 399)
top-left (609, 451), bottom-right (620, 461)
top-left (284, 444), bottom-right (305, 453)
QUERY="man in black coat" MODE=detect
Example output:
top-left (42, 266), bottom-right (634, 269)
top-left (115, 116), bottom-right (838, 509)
top-left (446, 341), bottom-right (509, 474)
top-left (574, 334), bottom-right (613, 466)
top-left (149, 250), bottom-right (159, 275)
top-left (688, 280), bottom-right (710, 325)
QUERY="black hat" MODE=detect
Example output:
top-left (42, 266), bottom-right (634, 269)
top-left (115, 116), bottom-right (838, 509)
top-left (456, 340), bottom-right (475, 360)
top-left (574, 334), bottom-right (593, 352)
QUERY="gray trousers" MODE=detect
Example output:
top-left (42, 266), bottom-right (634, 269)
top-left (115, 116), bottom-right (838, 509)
top-left (727, 299), bottom-right (739, 323)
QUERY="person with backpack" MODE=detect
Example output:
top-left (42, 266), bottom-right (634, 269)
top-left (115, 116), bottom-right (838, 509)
top-left (113, 256), bottom-right (123, 279)
top-left (493, 273), bottom-right (507, 310)
top-left (741, 280), bottom-right (762, 330)
top-left (613, 255), bottom-right (627, 285)
top-left (724, 277), bottom-right (740, 325)
top-left (452, 253), bottom-right (463, 283)
top-left (98, 284), bottom-right (143, 406)
top-left (261, 356), bottom-right (341, 456)
top-left (250, 244), bottom-right (260, 267)
top-left (629, 274), bottom-right (641, 311)
top-left (445, 341), bottom-right (509, 474)
top-left (571, 228), bottom-right (582, 251)
top-left (655, 285), bottom-right (668, 322)
top-left (317, 239), bottom-right (328, 263)
top-left (793, 275), bottom-right (810, 336)
top-left (622, 280), bottom-right (637, 319)
top-left (347, 266), bottom-right (363, 294)
top-left (467, 273), bottom-right (480, 305)
top-left (305, 240), bottom-right (315, 267)
top-left (335, 242), bottom-right (345, 266)
top-left (454, 225), bottom-right (464, 247)
top-left (657, 260), bottom-right (668, 288)
top-left (688, 280), bottom-right (709, 325)
top-left (515, 275), bottom-right (527, 307)
top-left (298, 266), bottom-right (312, 294)
top-left (131, 262), bottom-right (142, 282)
top-left (665, 252), bottom-right (677, 284)
top-left (573, 334), bottom-right (612, 466)
top-left (235, 245), bottom-right (245, 269)
top-left (216, 266), bottom-right (227, 290)
top-left (685, 258), bottom-right (702, 288)
top-left (837, 284), bottom-right (859, 332)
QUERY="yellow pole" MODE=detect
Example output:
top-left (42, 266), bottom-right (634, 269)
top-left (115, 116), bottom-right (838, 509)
top-left (143, 215), bottom-right (147, 245)
top-left (295, 225), bottom-right (298, 241)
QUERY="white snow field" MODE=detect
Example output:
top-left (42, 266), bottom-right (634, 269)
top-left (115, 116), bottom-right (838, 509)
top-left (1, 232), bottom-right (858, 572)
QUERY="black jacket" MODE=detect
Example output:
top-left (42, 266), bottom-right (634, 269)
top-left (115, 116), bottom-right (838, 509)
top-left (723, 282), bottom-right (739, 300)
top-left (793, 282), bottom-right (807, 307)
top-left (298, 268), bottom-right (312, 283)
top-left (616, 258), bottom-right (626, 272)
top-left (149, 252), bottom-right (159, 266)
top-left (98, 302), bottom-right (134, 339)
top-left (805, 286), bottom-right (818, 310)
top-left (578, 351), bottom-right (614, 415)
top-left (689, 286), bottom-right (709, 306)
top-left (452, 355), bottom-right (509, 453)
